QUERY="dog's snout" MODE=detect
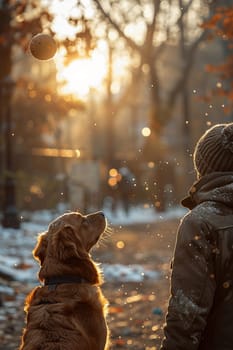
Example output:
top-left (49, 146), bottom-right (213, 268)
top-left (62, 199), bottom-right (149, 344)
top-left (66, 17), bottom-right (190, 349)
top-left (88, 211), bottom-right (105, 219)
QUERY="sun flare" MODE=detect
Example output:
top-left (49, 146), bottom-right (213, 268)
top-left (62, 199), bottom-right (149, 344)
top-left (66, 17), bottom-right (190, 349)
top-left (56, 51), bottom-right (107, 98)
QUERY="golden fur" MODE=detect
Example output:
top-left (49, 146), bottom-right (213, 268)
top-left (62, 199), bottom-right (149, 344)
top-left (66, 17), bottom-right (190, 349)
top-left (19, 211), bottom-right (109, 350)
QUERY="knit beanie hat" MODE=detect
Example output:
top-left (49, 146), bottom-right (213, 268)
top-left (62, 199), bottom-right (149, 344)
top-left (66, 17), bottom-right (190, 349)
top-left (193, 123), bottom-right (233, 177)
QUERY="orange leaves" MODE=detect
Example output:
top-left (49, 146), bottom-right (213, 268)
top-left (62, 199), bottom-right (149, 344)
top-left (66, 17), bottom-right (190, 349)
top-left (204, 6), bottom-right (233, 39)
top-left (203, 6), bottom-right (233, 105)
top-left (203, 12), bottom-right (223, 29)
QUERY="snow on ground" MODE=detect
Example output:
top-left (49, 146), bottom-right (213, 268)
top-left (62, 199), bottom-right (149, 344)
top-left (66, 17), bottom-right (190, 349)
top-left (0, 205), bottom-right (185, 289)
top-left (104, 204), bottom-right (185, 226)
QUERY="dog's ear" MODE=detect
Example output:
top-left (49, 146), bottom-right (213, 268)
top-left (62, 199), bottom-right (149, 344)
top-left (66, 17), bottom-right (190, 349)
top-left (52, 224), bottom-right (87, 261)
top-left (33, 232), bottom-right (48, 265)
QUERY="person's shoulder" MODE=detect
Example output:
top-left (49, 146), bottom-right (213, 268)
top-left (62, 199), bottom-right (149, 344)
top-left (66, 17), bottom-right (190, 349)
top-left (180, 201), bottom-right (218, 232)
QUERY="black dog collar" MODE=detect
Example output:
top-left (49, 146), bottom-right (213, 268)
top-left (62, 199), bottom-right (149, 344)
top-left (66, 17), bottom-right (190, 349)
top-left (44, 275), bottom-right (88, 290)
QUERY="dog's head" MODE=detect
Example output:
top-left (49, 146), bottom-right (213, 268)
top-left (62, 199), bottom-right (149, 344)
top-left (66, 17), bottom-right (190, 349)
top-left (33, 211), bottom-right (107, 283)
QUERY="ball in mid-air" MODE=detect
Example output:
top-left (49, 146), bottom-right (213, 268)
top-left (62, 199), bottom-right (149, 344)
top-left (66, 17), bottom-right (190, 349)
top-left (29, 33), bottom-right (57, 60)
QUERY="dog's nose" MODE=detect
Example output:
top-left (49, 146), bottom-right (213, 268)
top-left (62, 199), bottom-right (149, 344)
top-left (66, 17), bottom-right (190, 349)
top-left (86, 211), bottom-right (106, 222)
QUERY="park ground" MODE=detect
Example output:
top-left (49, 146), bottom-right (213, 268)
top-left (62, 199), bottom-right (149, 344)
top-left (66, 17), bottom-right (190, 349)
top-left (0, 213), bottom-right (180, 350)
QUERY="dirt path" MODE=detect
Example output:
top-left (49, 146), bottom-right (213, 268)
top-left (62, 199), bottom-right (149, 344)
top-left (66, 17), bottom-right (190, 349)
top-left (0, 218), bottom-right (180, 350)
top-left (100, 219), bottom-right (178, 349)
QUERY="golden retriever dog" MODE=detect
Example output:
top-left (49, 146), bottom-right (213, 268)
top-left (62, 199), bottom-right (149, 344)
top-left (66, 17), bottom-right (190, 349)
top-left (19, 211), bottom-right (109, 350)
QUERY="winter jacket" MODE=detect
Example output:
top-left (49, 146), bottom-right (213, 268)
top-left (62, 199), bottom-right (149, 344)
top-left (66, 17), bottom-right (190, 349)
top-left (160, 171), bottom-right (233, 350)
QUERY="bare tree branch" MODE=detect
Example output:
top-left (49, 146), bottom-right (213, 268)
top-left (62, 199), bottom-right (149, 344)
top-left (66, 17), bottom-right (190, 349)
top-left (152, 0), bottom-right (194, 61)
top-left (92, 0), bottom-right (209, 133)
top-left (145, 0), bottom-right (161, 47)
top-left (92, 0), bottom-right (141, 52)
top-left (167, 30), bottom-right (207, 109)
top-left (177, 0), bottom-right (194, 26)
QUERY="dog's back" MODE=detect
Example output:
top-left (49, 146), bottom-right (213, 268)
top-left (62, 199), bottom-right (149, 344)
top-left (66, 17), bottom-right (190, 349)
top-left (20, 283), bottom-right (109, 350)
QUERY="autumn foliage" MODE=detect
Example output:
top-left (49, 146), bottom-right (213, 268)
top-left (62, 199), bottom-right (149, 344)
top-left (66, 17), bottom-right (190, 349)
top-left (204, 6), bottom-right (233, 103)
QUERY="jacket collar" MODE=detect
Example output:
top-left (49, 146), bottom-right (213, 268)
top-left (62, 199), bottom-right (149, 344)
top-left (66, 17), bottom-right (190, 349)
top-left (181, 172), bottom-right (233, 210)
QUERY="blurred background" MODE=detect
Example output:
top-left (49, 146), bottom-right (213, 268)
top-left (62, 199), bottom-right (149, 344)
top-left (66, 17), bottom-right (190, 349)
top-left (0, 0), bottom-right (233, 227)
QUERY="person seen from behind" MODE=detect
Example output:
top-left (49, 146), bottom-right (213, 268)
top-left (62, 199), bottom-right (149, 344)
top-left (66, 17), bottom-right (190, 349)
top-left (160, 123), bottom-right (233, 350)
